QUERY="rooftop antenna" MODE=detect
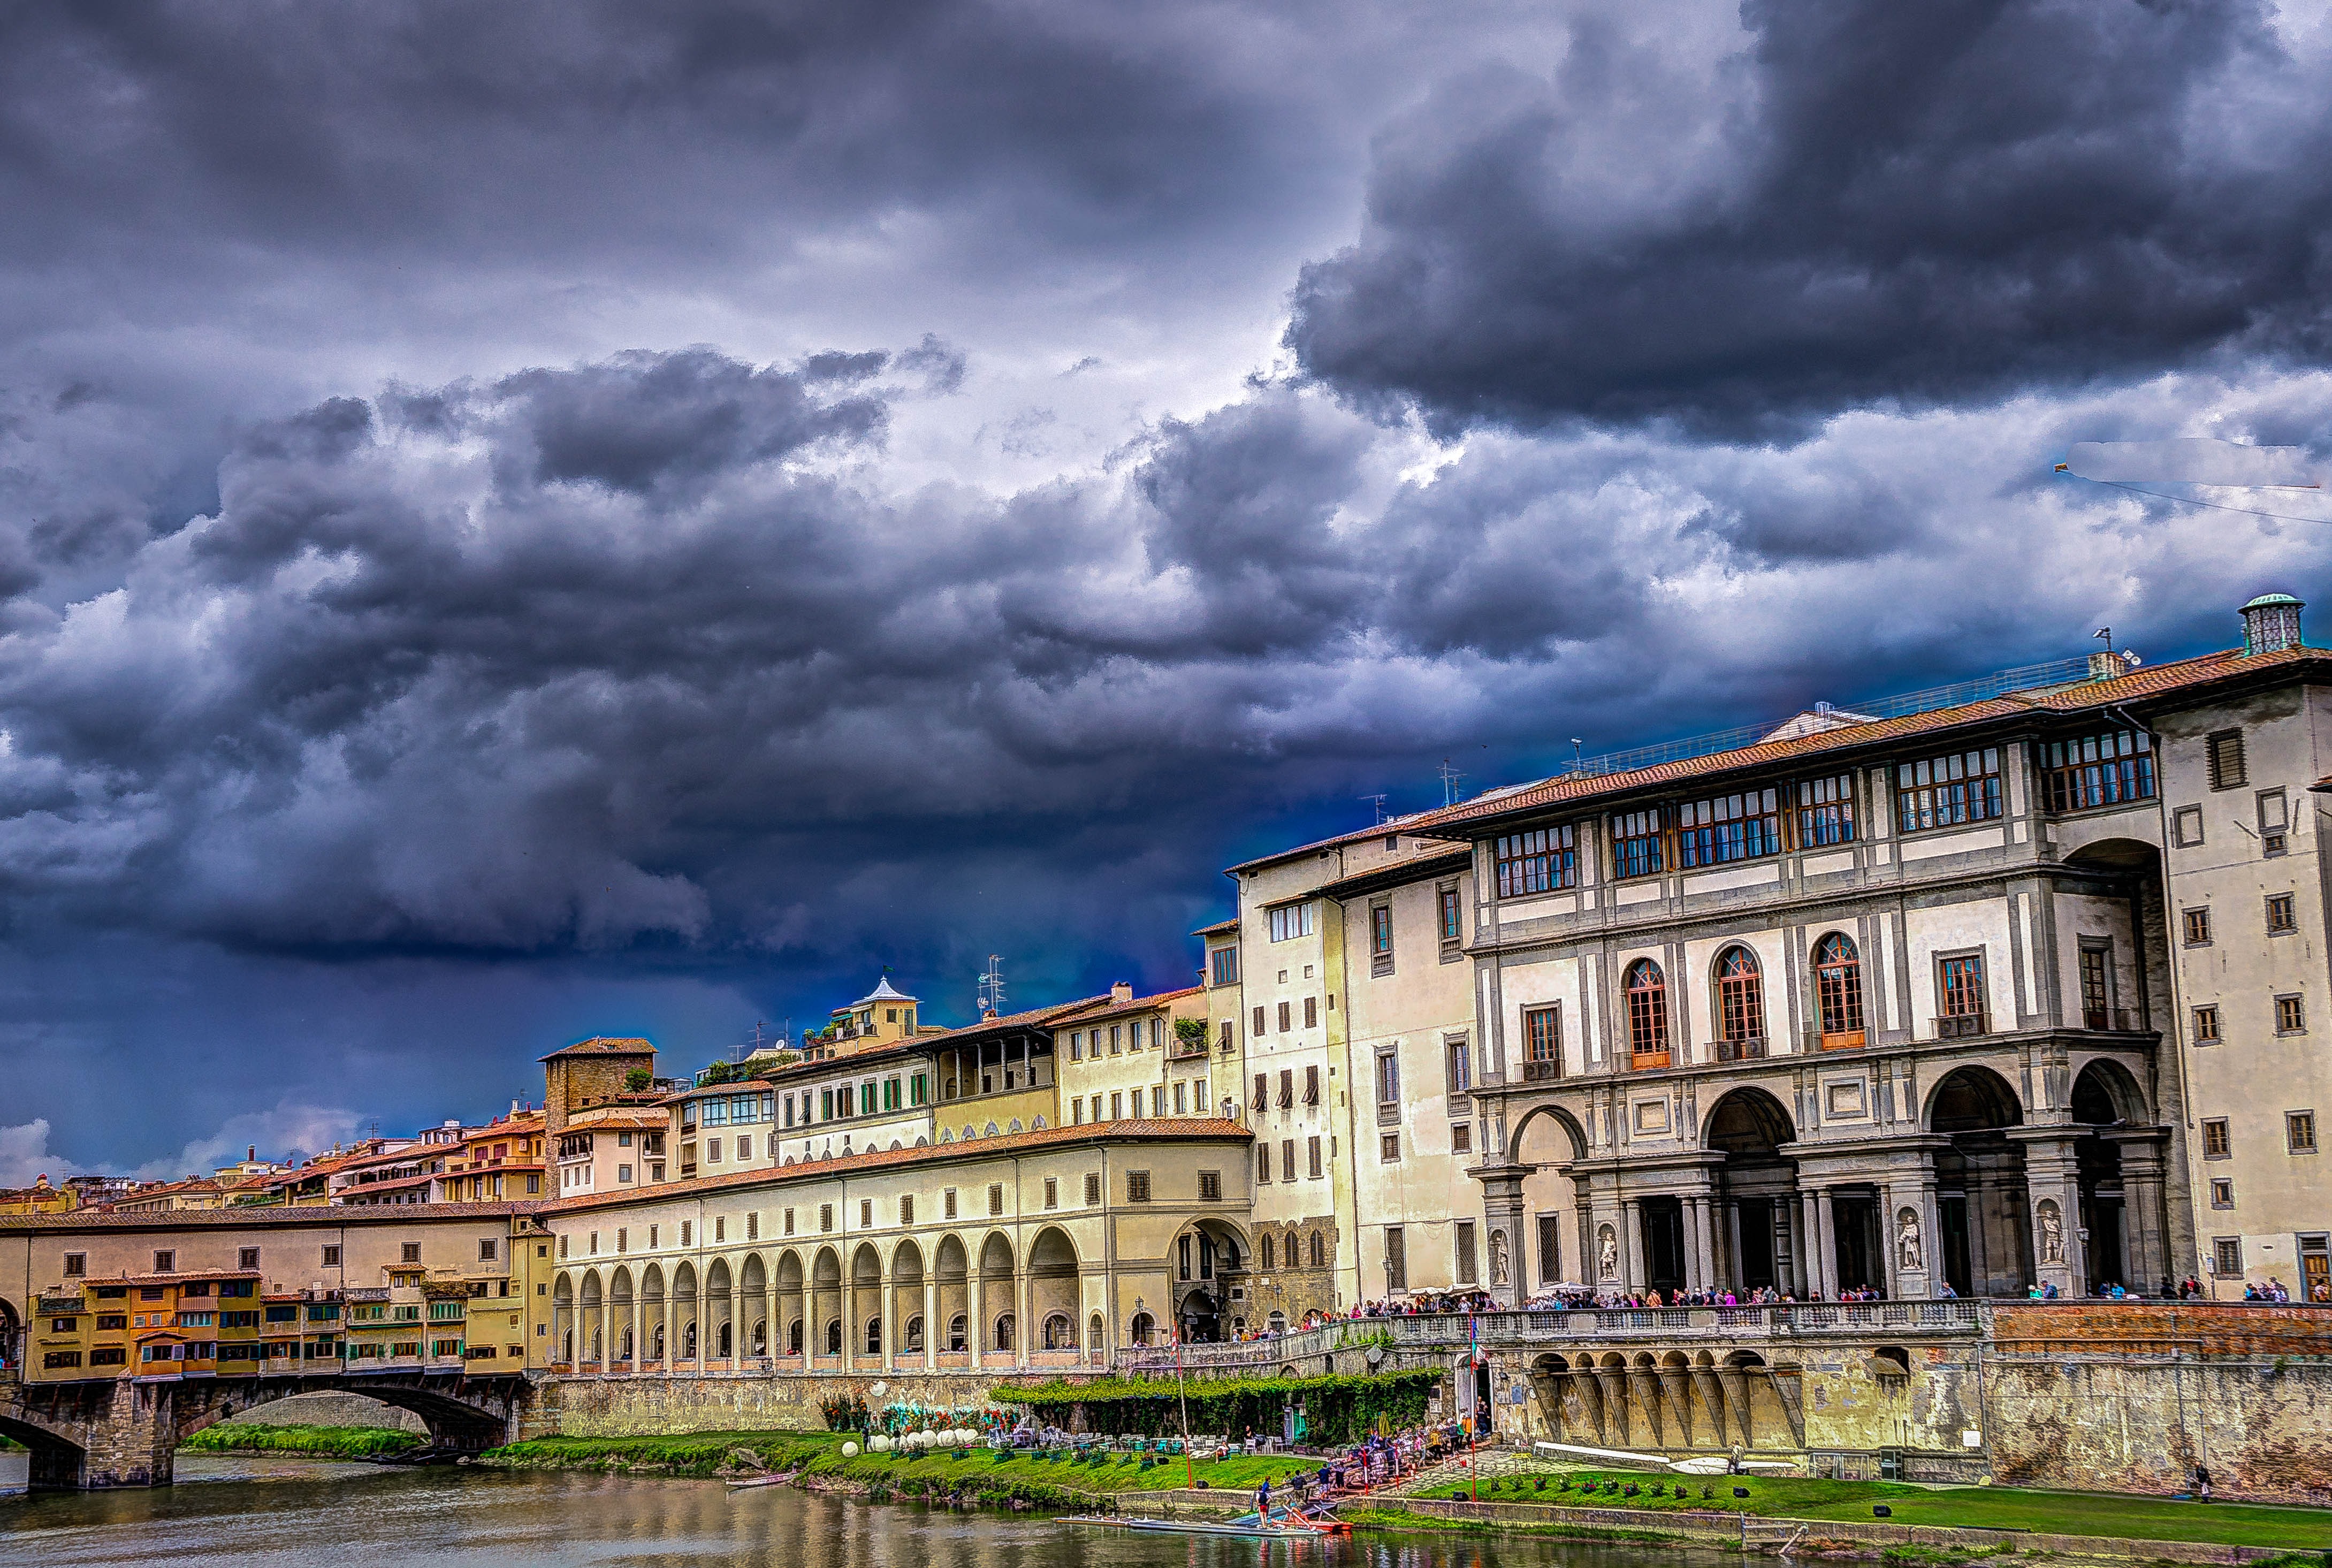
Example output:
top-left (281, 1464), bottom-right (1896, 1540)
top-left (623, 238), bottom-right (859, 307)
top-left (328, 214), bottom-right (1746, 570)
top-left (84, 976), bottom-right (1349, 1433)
top-left (978, 955), bottom-right (1007, 1016)
top-left (2094, 627), bottom-right (2112, 646)
top-left (1438, 758), bottom-right (1466, 805)
top-left (1360, 793), bottom-right (1388, 826)
top-left (1570, 738), bottom-right (1584, 773)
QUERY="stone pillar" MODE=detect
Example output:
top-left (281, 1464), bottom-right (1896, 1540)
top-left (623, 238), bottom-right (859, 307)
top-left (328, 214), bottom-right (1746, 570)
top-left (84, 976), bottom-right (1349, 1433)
top-left (2110, 1129), bottom-right (2173, 1292)
top-left (923, 1277), bottom-right (939, 1371)
top-left (880, 1268), bottom-right (896, 1371)
top-left (1476, 1162), bottom-right (1529, 1308)
top-left (841, 1276), bottom-right (856, 1371)
top-left (2013, 1128), bottom-right (2084, 1297)
top-left (1813, 1188), bottom-right (1839, 1298)
top-left (1688, 1197), bottom-right (1716, 1293)
top-left (1015, 1267), bottom-right (1033, 1368)
top-left (968, 1271), bottom-right (985, 1371)
top-left (1621, 1198), bottom-right (1647, 1293)
top-left (1796, 1192), bottom-right (1819, 1296)
top-left (1725, 1200), bottom-right (1744, 1295)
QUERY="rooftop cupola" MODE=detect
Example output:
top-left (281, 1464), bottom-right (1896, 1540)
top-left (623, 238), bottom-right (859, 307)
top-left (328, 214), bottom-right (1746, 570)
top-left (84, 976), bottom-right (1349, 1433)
top-left (2242, 592), bottom-right (2305, 656)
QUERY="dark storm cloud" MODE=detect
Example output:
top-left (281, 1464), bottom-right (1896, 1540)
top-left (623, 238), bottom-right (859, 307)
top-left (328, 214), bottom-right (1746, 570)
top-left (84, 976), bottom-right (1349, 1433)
top-left (1289, 0), bottom-right (2332, 437)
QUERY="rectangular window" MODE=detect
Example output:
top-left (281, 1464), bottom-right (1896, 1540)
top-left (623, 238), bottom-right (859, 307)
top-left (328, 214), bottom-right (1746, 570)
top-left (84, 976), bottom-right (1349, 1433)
top-left (2267, 893), bottom-right (2297, 934)
top-left (1252, 1004), bottom-right (1267, 1037)
top-left (2193, 1004), bottom-right (2221, 1045)
top-left (943, 1188), bottom-right (957, 1219)
top-left (1380, 1131), bottom-right (1400, 1162)
top-left (1537, 1214), bottom-right (1562, 1284)
top-left (1256, 1145), bottom-right (1272, 1183)
top-left (1268, 902), bottom-right (1316, 942)
top-left (1611, 808), bottom-right (1663, 880)
top-left (1675, 787), bottom-right (1780, 867)
top-left (2213, 1237), bottom-right (2243, 1277)
top-left (1454, 1220), bottom-right (1479, 1285)
top-left (154, 1250), bottom-right (174, 1273)
top-left (2207, 729), bottom-right (2247, 790)
top-left (2183, 907), bottom-right (2213, 946)
top-left (1109, 1024), bottom-right (1123, 1055)
top-left (1303, 996), bottom-right (1317, 1028)
top-left (2039, 729), bottom-right (2155, 812)
top-left (1043, 1177), bottom-right (1058, 1210)
top-left (1127, 1170), bottom-right (1151, 1203)
top-left (478, 1238), bottom-right (498, 1261)
top-left (400, 1243), bottom-right (421, 1264)
top-left (1376, 1053), bottom-right (1399, 1104)
top-left (2209, 1177), bottom-right (2234, 1209)
top-left (1371, 902), bottom-right (1394, 958)
top-left (1438, 885), bottom-right (1463, 947)
top-left (1253, 1071), bottom-right (1268, 1110)
top-left (1495, 825), bottom-right (1577, 897)
top-left (2278, 994), bottom-right (2307, 1035)
top-left (1199, 1169), bottom-right (1222, 1202)
top-left (1084, 1173), bottom-right (1102, 1206)
top-left (1071, 1096), bottom-right (1084, 1124)
top-left (1304, 1064), bottom-right (1320, 1105)
top-left (1794, 772), bottom-right (1856, 847)
top-left (1445, 1037), bottom-right (1472, 1095)
top-left (2203, 1118), bottom-right (2230, 1158)
top-left (1451, 1122), bottom-right (1472, 1154)
top-left (2078, 941), bottom-right (2114, 1030)
top-left (1173, 1082), bottom-right (1186, 1114)
top-left (1211, 946), bottom-right (1239, 986)
top-left (1522, 1004), bottom-right (1562, 1080)
top-left (818, 1205), bottom-right (833, 1233)
top-left (2291, 1112), bottom-right (2319, 1153)
top-left (1384, 1226), bottom-right (1407, 1292)
top-left (1277, 1000), bottom-right (1292, 1032)
top-left (2173, 804), bottom-right (2205, 847)
top-left (1109, 1091), bottom-right (1123, 1119)
top-left (1307, 1135), bottom-right (1323, 1178)
top-left (1278, 1069), bottom-right (1293, 1108)
top-left (238, 1246), bottom-right (260, 1271)
top-left (1936, 953), bottom-right (1987, 1035)
top-left (858, 1200), bottom-right (871, 1229)
top-left (1280, 1138), bottom-right (1296, 1181)
top-left (63, 1252), bottom-right (86, 1277)
top-left (988, 1183), bottom-right (1005, 1216)
top-left (1897, 748), bottom-right (2003, 832)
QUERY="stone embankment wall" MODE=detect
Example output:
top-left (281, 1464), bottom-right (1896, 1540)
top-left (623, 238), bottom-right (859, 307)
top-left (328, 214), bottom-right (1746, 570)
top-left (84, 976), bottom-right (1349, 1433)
top-left (543, 1371), bottom-right (1002, 1438)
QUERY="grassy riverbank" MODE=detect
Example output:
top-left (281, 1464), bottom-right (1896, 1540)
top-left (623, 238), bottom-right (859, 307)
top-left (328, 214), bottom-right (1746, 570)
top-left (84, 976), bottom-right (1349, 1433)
top-left (481, 1428), bottom-right (1315, 1503)
top-left (1414, 1471), bottom-right (2332, 1551)
top-left (179, 1424), bottom-right (425, 1459)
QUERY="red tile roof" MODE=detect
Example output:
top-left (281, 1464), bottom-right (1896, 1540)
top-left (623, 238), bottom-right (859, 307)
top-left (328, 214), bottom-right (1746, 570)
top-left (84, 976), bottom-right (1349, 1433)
top-left (540, 1036), bottom-right (657, 1062)
top-left (1191, 917), bottom-right (1239, 938)
top-left (1224, 813), bottom-right (1464, 876)
top-left (539, 1117), bottom-right (1254, 1216)
top-left (1055, 986), bottom-right (1204, 1028)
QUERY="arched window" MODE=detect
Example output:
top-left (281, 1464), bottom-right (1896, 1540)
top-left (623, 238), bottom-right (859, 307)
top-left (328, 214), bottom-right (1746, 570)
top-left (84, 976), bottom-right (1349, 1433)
top-left (1260, 1234), bottom-right (1275, 1269)
top-left (1715, 947), bottom-right (1765, 1059)
top-left (1815, 933), bottom-right (1866, 1049)
top-left (1286, 1229), bottom-right (1301, 1267)
top-left (1130, 1311), bottom-right (1155, 1345)
top-left (994, 1312), bottom-right (1016, 1352)
top-left (864, 1316), bottom-right (882, 1355)
top-left (717, 1321), bottom-right (732, 1358)
top-left (1625, 959), bottom-right (1669, 1065)
top-left (750, 1319), bottom-right (766, 1357)
top-left (1088, 1311), bottom-right (1105, 1350)
top-left (948, 1313), bottom-right (967, 1351)
top-left (905, 1315), bottom-right (925, 1352)
top-left (824, 1317), bottom-right (841, 1354)
top-left (1043, 1312), bottom-right (1072, 1349)
top-left (784, 1319), bottom-right (801, 1355)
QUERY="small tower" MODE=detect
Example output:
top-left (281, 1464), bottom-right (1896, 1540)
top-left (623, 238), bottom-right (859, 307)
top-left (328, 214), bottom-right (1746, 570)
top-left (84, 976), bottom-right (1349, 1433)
top-left (2242, 592), bottom-right (2305, 656)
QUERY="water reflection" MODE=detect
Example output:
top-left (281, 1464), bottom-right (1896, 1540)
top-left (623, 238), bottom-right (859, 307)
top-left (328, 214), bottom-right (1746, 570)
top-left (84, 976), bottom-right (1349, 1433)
top-left (0, 1459), bottom-right (1734, 1568)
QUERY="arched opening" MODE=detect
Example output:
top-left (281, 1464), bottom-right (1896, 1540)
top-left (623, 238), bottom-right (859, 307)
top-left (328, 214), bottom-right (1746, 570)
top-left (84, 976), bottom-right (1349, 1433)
top-left (1929, 1065), bottom-right (2029, 1296)
top-left (934, 1236), bottom-right (969, 1356)
top-left (706, 1258), bottom-right (733, 1363)
top-left (741, 1254), bottom-right (767, 1359)
top-left (1129, 1310), bottom-right (1155, 1345)
top-left (609, 1267), bottom-right (635, 1363)
top-left (890, 1239), bottom-right (926, 1361)
top-left (810, 1249), bottom-right (841, 1363)
top-left (1026, 1228), bottom-right (1079, 1357)
top-left (851, 1243), bottom-right (882, 1359)
top-left (672, 1261), bottom-right (699, 1364)
top-left (2072, 1059), bottom-right (2150, 1292)
top-left (580, 1270), bottom-right (604, 1366)
top-left (1812, 932), bottom-right (1866, 1050)
top-left (1624, 957), bottom-right (1669, 1068)
top-left (552, 1274), bottom-right (575, 1365)
top-left (774, 1252), bottom-right (804, 1361)
top-left (1511, 1105), bottom-right (1589, 1291)
top-left (641, 1265), bottom-right (666, 1363)
top-left (1168, 1218), bottom-right (1247, 1340)
top-left (1705, 1087), bottom-right (1797, 1293)
top-left (1088, 1311), bottom-right (1106, 1353)
top-left (1713, 946), bottom-right (1766, 1059)
top-left (978, 1231), bottom-right (1016, 1359)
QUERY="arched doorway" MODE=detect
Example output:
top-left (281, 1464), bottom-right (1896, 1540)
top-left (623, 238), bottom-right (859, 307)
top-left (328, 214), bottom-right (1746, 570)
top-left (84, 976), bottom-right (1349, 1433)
top-left (2072, 1059), bottom-right (2147, 1291)
top-left (1929, 1066), bottom-right (2029, 1296)
top-left (1705, 1087), bottom-right (1796, 1293)
top-left (1169, 1218), bottom-right (1246, 1339)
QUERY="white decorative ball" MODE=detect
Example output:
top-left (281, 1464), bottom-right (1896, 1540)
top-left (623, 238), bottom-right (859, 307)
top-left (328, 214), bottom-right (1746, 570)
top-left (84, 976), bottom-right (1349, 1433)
top-left (841, 1441), bottom-right (860, 1458)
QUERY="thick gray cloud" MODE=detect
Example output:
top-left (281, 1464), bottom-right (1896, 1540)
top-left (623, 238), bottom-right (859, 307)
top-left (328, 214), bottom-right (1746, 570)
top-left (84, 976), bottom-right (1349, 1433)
top-left (2, 0), bottom-right (2327, 1173)
top-left (1289, 0), bottom-right (2332, 437)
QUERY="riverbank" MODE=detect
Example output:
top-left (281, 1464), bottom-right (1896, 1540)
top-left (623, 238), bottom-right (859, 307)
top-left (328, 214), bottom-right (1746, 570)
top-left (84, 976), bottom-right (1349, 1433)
top-left (179, 1424), bottom-right (426, 1460)
top-left (479, 1429), bottom-right (1317, 1509)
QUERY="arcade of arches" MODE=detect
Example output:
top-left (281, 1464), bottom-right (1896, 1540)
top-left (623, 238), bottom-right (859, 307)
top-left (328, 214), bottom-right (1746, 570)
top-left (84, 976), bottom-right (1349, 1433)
top-left (1487, 1060), bottom-right (2170, 1301)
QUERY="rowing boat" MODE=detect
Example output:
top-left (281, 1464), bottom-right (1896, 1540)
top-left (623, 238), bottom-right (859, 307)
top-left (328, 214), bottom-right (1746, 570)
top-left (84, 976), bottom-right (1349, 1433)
top-left (725, 1473), bottom-right (791, 1491)
top-left (1058, 1514), bottom-right (1341, 1539)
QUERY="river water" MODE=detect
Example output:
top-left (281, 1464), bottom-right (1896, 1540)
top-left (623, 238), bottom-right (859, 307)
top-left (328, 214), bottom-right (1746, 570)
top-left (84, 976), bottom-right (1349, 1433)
top-left (0, 1453), bottom-right (1734, 1568)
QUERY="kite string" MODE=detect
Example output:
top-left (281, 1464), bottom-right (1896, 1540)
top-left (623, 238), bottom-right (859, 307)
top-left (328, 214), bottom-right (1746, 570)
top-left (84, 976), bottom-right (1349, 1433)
top-left (2062, 473), bottom-right (2332, 526)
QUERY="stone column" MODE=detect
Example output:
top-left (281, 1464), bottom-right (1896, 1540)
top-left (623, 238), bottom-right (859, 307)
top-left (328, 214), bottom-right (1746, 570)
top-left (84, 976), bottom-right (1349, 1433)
top-left (880, 1268), bottom-right (896, 1372)
top-left (1688, 1197), bottom-right (1717, 1294)
top-left (841, 1275), bottom-right (856, 1371)
top-left (1621, 1198), bottom-right (1647, 1293)
top-left (2110, 1129), bottom-right (2173, 1292)
top-left (923, 1277), bottom-right (939, 1371)
top-left (1812, 1188), bottom-right (1839, 1298)
top-left (1796, 1192), bottom-right (1818, 1296)
top-left (1725, 1200), bottom-right (1745, 1295)
top-left (968, 1271), bottom-right (985, 1371)
top-left (1015, 1266), bottom-right (1033, 1367)
top-left (2012, 1128), bottom-right (2084, 1297)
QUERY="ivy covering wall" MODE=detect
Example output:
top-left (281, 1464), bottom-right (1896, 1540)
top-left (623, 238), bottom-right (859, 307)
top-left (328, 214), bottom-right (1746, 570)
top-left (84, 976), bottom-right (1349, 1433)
top-left (993, 1370), bottom-right (1443, 1446)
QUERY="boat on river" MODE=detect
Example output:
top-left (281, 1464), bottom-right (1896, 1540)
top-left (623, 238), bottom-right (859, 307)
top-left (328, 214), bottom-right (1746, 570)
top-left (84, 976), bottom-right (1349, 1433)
top-left (724, 1473), bottom-right (791, 1491)
top-left (1060, 1507), bottom-right (1347, 1538)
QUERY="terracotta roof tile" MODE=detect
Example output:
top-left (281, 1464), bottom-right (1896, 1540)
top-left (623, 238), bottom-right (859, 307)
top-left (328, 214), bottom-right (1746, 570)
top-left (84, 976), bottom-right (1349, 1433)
top-left (1191, 917), bottom-right (1239, 938)
top-left (539, 1036), bottom-right (657, 1063)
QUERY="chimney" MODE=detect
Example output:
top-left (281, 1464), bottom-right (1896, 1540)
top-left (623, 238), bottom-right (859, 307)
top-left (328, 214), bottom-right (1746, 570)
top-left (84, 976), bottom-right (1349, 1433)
top-left (1111, 980), bottom-right (1134, 1004)
top-left (2242, 592), bottom-right (2305, 657)
top-left (2087, 650), bottom-right (2131, 682)
top-left (247, 1145), bottom-right (256, 1162)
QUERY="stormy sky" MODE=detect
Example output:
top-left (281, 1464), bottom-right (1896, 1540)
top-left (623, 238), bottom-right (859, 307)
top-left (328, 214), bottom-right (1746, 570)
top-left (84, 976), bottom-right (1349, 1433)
top-left (4, 0), bottom-right (2331, 1180)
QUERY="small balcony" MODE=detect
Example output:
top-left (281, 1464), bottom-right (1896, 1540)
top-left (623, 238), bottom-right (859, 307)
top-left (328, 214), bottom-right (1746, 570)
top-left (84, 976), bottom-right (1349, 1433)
top-left (1712, 1036), bottom-right (1767, 1063)
top-left (1933, 1012), bottom-right (1990, 1040)
top-left (1804, 1026), bottom-right (1867, 1052)
top-left (1631, 1049), bottom-right (1672, 1071)
top-left (1520, 1056), bottom-right (1564, 1084)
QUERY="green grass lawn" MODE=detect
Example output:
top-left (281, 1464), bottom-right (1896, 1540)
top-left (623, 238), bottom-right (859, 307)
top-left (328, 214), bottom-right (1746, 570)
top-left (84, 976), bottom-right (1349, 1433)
top-left (1419, 1469), bottom-right (2332, 1550)
top-left (180, 1424), bottom-right (424, 1459)
top-left (481, 1428), bottom-right (1316, 1498)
